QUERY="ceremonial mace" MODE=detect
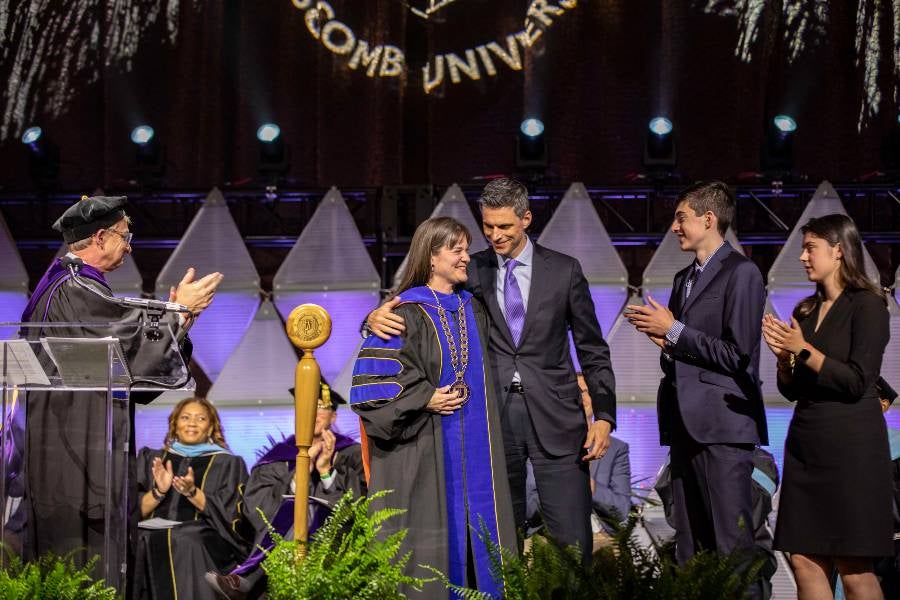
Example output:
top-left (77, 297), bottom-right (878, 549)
top-left (285, 304), bottom-right (332, 561)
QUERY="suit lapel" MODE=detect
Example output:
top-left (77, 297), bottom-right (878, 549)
top-left (670, 270), bottom-right (687, 319)
top-left (478, 253), bottom-right (515, 347)
top-left (517, 242), bottom-right (550, 347)
top-left (680, 242), bottom-right (733, 315)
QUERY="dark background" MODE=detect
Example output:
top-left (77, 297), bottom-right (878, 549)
top-left (1, 1), bottom-right (897, 191)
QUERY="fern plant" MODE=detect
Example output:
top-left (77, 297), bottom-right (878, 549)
top-left (430, 517), bottom-right (763, 600)
top-left (0, 547), bottom-right (118, 599)
top-left (262, 490), bottom-right (433, 600)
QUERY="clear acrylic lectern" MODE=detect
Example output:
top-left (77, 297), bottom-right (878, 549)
top-left (0, 320), bottom-right (193, 594)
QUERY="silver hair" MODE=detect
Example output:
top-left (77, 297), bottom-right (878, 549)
top-left (477, 177), bottom-right (530, 217)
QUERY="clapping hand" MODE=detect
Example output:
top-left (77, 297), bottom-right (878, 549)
top-left (151, 457), bottom-right (174, 494)
top-left (626, 296), bottom-right (675, 338)
top-left (172, 466), bottom-right (196, 497)
top-left (170, 268), bottom-right (224, 317)
top-left (316, 430), bottom-right (336, 474)
top-left (761, 314), bottom-right (806, 357)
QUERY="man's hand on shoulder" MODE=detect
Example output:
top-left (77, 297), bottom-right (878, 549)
top-left (583, 419), bottom-right (612, 461)
top-left (367, 296), bottom-right (406, 340)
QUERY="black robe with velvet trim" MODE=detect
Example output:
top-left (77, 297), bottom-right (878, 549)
top-left (350, 297), bottom-right (517, 599)
top-left (22, 274), bottom-right (191, 579)
top-left (133, 448), bottom-right (251, 600)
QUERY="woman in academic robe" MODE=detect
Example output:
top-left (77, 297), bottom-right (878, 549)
top-left (350, 217), bottom-right (517, 599)
top-left (762, 214), bottom-right (892, 600)
top-left (134, 397), bottom-right (251, 600)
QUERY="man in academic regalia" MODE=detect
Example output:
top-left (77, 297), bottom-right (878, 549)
top-left (206, 383), bottom-right (366, 600)
top-left (20, 195), bottom-right (222, 579)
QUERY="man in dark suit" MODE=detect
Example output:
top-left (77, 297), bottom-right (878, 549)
top-left (627, 181), bottom-right (767, 576)
top-left (367, 177), bottom-right (616, 561)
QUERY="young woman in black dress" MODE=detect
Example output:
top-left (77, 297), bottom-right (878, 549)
top-left (762, 214), bottom-right (891, 600)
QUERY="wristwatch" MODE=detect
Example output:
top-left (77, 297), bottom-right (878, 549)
top-left (796, 347), bottom-right (811, 363)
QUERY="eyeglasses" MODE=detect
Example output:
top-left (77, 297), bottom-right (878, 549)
top-left (106, 229), bottom-right (133, 245)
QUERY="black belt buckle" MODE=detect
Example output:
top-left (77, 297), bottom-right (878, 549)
top-left (507, 382), bottom-right (525, 394)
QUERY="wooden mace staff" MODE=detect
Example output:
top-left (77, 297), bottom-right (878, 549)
top-left (285, 304), bottom-right (332, 562)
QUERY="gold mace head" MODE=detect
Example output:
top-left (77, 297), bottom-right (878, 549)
top-left (286, 304), bottom-right (332, 350)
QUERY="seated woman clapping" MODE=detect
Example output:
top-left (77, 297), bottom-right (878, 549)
top-left (134, 397), bottom-right (252, 600)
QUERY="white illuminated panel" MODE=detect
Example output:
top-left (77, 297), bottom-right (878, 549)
top-left (273, 187), bottom-right (380, 385)
top-left (538, 182), bottom-right (628, 336)
top-left (392, 184), bottom-right (489, 287)
top-left (207, 300), bottom-right (296, 406)
top-left (154, 188), bottom-right (261, 381)
top-left (273, 187), bottom-right (380, 291)
top-left (605, 295), bottom-right (665, 403)
top-left (883, 299), bottom-right (900, 398)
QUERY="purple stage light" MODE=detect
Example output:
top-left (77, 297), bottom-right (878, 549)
top-left (0, 293), bottom-right (28, 339)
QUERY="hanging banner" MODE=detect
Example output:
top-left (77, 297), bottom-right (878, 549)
top-left (290, 0), bottom-right (579, 95)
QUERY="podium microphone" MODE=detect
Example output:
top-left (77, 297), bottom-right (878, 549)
top-left (62, 256), bottom-right (193, 315)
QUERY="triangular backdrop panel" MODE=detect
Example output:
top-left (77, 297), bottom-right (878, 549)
top-left (767, 181), bottom-right (880, 319)
top-left (273, 187), bottom-right (381, 383)
top-left (605, 294), bottom-right (664, 403)
top-left (155, 188), bottom-right (261, 381)
top-left (207, 300), bottom-right (295, 405)
top-left (883, 299), bottom-right (900, 401)
top-left (642, 228), bottom-right (743, 310)
top-left (393, 184), bottom-right (489, 288)
top-left (273, 187), bottom-right (380, 290)
top-left (0, 210), bottom-right (29, 336)
top-left (52, 244), bottom-right (143, 296)
top-left (537, 182), bottom-right (629, 336)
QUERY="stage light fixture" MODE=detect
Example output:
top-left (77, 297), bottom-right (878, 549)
top-left (761, 114), bottom-right (796, 175)
top-left (643, 117), bottom-right (677, 174)
top-left (773, 115), bottom-right (797, 133)
top-left (21, 125), bottom-right (59, 189)
top-left (520, 118), bottom-right (544, 138)
top-left (648, 117), bottom-right (673, 136)
top-left (21, 126), bottom-right (42, 147)
top-left (257, 123), bottom-right (281, 143)
top-left (516, 118), bottom-right (547, 171)
top-left (130, 125), bottom-right (155, 145)
top-left (257, 123), bottom-right (289, 178)
top-left (130, 124), bottom-right (165, 184)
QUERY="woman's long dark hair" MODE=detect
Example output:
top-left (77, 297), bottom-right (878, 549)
top-left (793, 214), bottom-right (884, 319)
top-left (393, 217), bottom-right (472, 296)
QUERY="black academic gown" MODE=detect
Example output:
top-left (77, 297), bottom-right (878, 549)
top-left (243, 435), bottom-right (366, 544)
top-left (351, 297), bottom-right (517, 599)
top-left (22, 275), bottom-right (191, 578)
top-left (134, 448), bottom-right (251, 600)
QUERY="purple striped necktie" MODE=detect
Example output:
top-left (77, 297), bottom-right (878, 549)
top-left (504, 258), bottom-right (526, 346)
